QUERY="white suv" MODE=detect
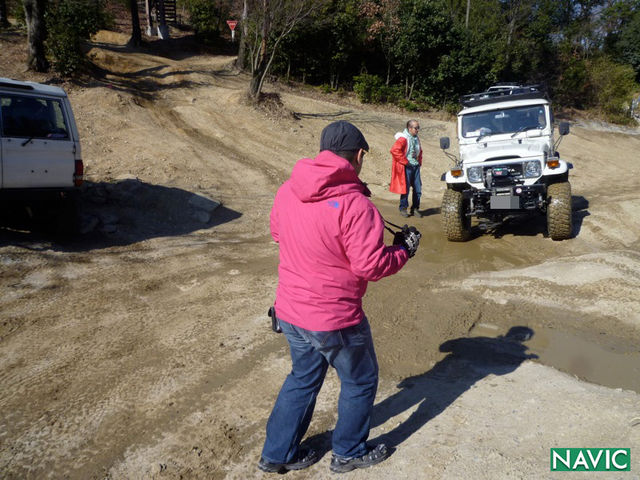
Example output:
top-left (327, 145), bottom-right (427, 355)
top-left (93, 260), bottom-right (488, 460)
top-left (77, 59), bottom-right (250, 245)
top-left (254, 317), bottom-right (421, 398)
top-left (0, 78), bottom-right (83, 230)
top-left (439, 84), bottom-right (572, 241)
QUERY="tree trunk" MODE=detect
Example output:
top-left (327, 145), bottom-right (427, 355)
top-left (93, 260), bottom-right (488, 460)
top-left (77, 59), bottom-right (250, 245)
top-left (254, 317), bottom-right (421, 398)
top-left (249, 62), bottom-right (266, 98)
top-left (249, 0), bottom-right (269, 99)
top-left (465, 0), bottom-right (470, 28)
top-left (235, 0), bottom-right (248, 70)
top-left (0, 0), bottom-right (10, 28)
top-left (406, 75), bottom-right (415, 100)
top-left (128, 0), bottom-right (142, 47)
top-left (156, 0), bottom-right (168, 39)
top-left (144, 0), bottom-right (155, 36)
top-left (23, 0), bottom-right (49, 72)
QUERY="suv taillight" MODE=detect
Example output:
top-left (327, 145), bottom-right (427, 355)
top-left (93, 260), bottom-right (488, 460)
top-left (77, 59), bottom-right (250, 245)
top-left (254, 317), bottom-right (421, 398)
top-left (74, 160), bottom-right (84, 186)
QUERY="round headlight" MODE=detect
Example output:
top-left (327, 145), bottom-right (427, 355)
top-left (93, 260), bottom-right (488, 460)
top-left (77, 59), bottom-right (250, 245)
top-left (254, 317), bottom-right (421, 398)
top-left (467, 166), bottom-right (483, 183)
top-left (524, 160), bottom-right (541, 178)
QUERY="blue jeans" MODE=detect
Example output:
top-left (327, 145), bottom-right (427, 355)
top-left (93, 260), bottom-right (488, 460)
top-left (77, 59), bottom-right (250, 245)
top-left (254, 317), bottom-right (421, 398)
top-left (399, 164), bottom-right (422, 212)
top-left (261, 317), bottom-right (379, 463)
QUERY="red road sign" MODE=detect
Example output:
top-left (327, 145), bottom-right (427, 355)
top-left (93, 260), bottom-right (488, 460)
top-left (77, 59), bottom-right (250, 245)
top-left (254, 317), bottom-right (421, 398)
top-left (226, 20), bottom-right (238, 31)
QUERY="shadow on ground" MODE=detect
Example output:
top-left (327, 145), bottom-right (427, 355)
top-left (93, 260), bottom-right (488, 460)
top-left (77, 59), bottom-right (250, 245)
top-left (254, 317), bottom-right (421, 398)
top-left (0, 179), bottom-right (240, 251)
top-left (303, 327), bottom-right (537, 458)
top-left (485, 195), bottom-right (589, 240)
top-left (89, 32), bottom-right (238, 62)
top-left (416, 207), bottom-right (440, 218)
top-left (78, 34), bottom-right (240, 100)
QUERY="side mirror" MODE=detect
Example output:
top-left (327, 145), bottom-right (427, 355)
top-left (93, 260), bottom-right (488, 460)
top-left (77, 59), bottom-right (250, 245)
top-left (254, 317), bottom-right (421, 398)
top-left (440, 137), bottom-right (450, 150)
top-left (558, 122), bottom-right (570, 136)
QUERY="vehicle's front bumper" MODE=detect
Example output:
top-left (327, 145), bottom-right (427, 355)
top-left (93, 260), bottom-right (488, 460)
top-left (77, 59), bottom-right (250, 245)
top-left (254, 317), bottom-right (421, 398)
top-left (465, 184), bottom-right (546, 214)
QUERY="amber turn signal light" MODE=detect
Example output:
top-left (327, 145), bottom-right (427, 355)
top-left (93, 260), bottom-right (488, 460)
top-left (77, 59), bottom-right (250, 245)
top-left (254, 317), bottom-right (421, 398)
top-left (451, 169), bottom-right (463, 177)
top-left (546, 159), bottom-right (560, 169)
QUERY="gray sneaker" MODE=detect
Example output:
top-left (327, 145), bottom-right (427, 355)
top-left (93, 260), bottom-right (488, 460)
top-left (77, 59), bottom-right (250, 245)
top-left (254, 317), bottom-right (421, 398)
top-left (399, 209), bottom-right (409, 218)
top-left (330, 444), bottom-right (390, 473)
top-left (258, 449), bottom-right (319, 473)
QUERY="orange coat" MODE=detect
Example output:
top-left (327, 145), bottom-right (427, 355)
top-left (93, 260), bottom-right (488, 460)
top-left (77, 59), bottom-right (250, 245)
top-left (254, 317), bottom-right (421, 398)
top-left (389, 135), bottom-right (422, 194)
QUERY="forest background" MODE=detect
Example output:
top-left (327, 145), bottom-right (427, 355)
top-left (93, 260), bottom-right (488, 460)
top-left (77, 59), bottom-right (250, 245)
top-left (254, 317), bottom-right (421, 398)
top-left (1, 0), bottom-right (640, 124)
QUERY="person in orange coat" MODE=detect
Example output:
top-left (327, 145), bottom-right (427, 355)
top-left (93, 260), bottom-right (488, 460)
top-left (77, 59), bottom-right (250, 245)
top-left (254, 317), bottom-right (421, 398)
top-left (389, 120), bottom-right (422, 217)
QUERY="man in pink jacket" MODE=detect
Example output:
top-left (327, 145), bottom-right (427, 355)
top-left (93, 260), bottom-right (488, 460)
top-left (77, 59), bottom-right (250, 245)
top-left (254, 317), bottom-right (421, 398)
top-left (259, 121), bottom-right (420, 474)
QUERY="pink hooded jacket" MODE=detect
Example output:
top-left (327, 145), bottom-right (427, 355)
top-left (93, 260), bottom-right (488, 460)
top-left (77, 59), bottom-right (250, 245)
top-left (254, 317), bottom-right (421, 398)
top-left (271, 150), bottom-right (409, 331)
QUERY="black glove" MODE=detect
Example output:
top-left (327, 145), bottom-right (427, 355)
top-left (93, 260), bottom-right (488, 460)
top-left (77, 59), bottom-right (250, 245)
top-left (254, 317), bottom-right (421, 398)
top-left (393, 224), bottom-right (421, 258)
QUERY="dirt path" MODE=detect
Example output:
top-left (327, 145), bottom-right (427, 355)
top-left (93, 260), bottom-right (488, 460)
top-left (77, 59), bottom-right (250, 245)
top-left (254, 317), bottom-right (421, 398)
top-left (1, 31), bottom-right (639, 479)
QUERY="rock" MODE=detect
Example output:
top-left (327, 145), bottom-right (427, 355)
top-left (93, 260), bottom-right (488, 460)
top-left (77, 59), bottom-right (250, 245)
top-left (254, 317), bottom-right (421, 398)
top-left (99, 212), bottom-right (119, 225)
top-left (192, 210), bottom-right (211, 224)
top-left (86, 185), bottom-right (108, 204)
top-left (101, 223), bottom-right (117, 234)
top-left (188, 194), bottom-right (220, 213)
top-left (107, 178), bottom-right (143, 202)
top-left (79, 214), bottom-right (100, 234)
top-left (114, 173), bottom-right (139, 181)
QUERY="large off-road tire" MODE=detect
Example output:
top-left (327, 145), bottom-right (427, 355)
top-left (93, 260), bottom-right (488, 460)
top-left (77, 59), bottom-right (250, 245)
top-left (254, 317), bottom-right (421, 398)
top-left (546, 182), bottom-right (573, 240)
top-left (441, 189), bottom-right (471, 242)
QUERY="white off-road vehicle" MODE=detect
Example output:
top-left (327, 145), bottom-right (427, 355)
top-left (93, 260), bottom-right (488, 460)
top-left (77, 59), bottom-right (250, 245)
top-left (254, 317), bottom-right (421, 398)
top-left (0, 77), bottom-right (83, 232)
top-left (439, 84), bottom-right (573, 241)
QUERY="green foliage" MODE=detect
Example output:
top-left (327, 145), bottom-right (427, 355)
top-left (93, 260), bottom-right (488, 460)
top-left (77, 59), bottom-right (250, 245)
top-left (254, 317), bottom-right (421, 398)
top-left (185, 0), bottom-right (225, 44)
top-left (397, 98), bottom-right (418, 111)
top-left (441, 101), bottom-right (460, 115)
top-left (320, 83), bottom-right (333, 94)
top-left (328, 0), bottom-right (367, 85)
top-left (617, 9), bottom-right (640, 80)
top-left (9, 0), bottom-right (26, 26)
top-left (554, 53), bottom-right (639, 123)
top-left (353, 73), bottom-right (402, 103)
top-left (270, 0), bottom-right (366, 87)
top-left (554, 54), bottom-right (591, 109)
top-left (353, 73), bottom-right (383, 102)
top-left (259, 0), bottom-right (640, 124)
top-left (587, 56), bottom-right (639, 124)
top-left (393, 0), bottom-right (452, 82)
top-left (45, 0), bottom-right (106, 75)
top-left (426, 29), bottom-right (497, 104)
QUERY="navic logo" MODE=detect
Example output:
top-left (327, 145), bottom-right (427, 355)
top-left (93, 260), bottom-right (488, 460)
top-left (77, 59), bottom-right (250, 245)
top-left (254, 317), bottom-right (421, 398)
top-left (551, 448), bottom-right (630, 471)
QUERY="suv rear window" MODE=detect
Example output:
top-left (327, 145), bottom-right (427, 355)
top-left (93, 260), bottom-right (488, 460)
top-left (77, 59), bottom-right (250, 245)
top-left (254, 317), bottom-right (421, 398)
top-left (1, 95), bottom-right (70, 140)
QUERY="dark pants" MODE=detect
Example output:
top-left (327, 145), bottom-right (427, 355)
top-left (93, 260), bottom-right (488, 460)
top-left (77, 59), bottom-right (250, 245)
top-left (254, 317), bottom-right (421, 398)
top-left (399, 164), bottom-right (421, 212)
top-left (261, 317), bottom-right (379, 463)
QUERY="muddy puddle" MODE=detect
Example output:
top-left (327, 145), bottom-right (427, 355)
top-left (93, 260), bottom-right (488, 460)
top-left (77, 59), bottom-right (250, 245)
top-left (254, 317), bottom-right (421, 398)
top-left (470, 322), bottom-right (640, 393)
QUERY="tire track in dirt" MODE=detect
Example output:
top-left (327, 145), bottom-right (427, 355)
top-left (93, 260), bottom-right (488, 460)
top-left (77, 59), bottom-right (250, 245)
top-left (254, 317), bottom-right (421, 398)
top-left (454, 250), bottom-right (640, 328)
top-left (0, 240), bottom-right (282, 478)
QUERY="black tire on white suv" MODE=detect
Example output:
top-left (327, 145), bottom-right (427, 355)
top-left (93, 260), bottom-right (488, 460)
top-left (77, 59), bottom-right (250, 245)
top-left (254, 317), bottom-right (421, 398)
top-left (441, 188), bottom-right (471, 242)
top-left (546, 181), bottom-right (573, 240)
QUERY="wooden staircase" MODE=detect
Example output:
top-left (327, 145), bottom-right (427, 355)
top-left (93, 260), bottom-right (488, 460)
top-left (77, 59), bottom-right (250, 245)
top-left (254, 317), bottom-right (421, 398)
top-left (163, 0), bottom-right (177, 26)
top-left (138, 0), bottom-right (178, 31)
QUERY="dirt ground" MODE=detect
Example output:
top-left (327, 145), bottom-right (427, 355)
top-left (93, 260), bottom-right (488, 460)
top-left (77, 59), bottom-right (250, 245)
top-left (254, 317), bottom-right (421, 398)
top-left (1, 29), bottom-right (640, 479)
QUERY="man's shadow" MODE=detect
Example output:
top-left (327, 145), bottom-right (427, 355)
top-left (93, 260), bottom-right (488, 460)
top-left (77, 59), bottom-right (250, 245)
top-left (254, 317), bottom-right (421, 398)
top-left (304, 327), bottom-right (536, 456)
top-left (369, 326), bottom-right (537, 448)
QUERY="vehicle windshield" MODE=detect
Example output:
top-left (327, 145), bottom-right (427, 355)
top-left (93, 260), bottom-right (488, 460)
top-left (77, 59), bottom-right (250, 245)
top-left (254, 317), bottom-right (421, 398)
top-left (461, 105), bottom-right (547, 139)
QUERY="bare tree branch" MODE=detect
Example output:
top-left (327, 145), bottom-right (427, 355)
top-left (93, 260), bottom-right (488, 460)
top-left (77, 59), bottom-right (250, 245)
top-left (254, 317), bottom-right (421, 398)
top-left (245, 0), bottom-right (326, 99)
